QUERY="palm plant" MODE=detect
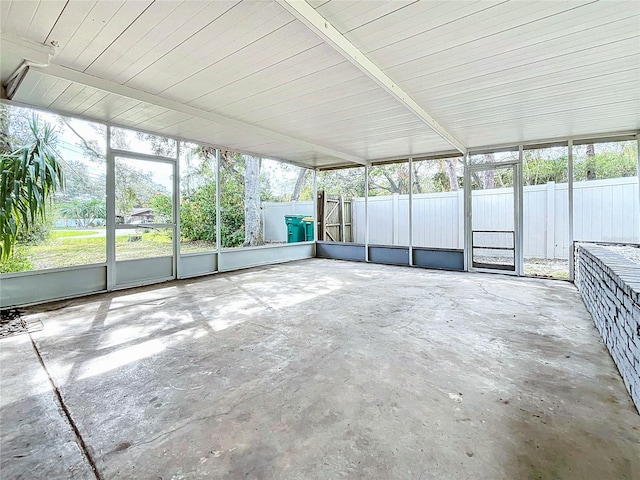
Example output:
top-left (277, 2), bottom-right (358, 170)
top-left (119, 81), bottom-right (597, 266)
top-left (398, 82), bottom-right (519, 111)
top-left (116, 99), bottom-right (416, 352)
top-left (59, 198), bottom-right (106, 228)
top-left (0, 117), bottom-right (65, 260)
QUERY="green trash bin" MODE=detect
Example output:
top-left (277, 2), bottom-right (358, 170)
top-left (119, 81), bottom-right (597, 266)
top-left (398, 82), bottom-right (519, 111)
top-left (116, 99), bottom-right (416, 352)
top-left (284, 215), bottom-right (306, 243)
top-left (302, 217), bottom-right (314, 242)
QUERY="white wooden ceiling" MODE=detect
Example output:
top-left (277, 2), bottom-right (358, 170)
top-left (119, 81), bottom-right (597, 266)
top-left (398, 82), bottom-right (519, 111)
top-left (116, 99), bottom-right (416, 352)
top-left (1, 0), bottom-right (639, 168)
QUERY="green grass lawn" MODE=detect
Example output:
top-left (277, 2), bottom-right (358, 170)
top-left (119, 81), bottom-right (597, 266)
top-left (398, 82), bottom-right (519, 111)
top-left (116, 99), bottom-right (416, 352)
top-left (50, 229), bottom-right (99, 239)
top-left (115, 232), bottom-right (173, 261)
top-left (2, 229), bottom-right (221, 273)
top-left (2, 230), bottom-right (174, 272)
top-left (26, 236), bottom-right (107, 270)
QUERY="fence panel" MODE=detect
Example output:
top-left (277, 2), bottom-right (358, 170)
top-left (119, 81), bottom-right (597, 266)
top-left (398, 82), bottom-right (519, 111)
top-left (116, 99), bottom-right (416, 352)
top-left (523, 184), bottom-right (548, 258)
top-left (574, 177), bottom-right (639, 244)
top-left (262, 178), bottom-right (639, 257)
top-left (412, 192), bottom-right (460, 249)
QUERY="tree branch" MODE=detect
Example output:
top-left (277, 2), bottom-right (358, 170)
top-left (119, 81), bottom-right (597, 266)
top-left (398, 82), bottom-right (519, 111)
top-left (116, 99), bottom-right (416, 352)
top-left (60, 117), bottom-right (105, 159)
top-left (382, 170), bottom-right (401, 193)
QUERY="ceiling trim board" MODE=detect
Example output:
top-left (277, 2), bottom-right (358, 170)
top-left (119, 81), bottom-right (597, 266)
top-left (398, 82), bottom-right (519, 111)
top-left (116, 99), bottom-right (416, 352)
top-left (0, 32), bottom-right (56, 66)
top-left (26, 64), bottom-right (365, 165)
top-left (0, 97), bottom-right (331, 171)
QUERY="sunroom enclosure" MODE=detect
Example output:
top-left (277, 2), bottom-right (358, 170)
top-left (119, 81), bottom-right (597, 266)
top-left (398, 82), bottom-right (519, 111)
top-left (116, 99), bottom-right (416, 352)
top-left (1, 104), bottom-right (638, 308)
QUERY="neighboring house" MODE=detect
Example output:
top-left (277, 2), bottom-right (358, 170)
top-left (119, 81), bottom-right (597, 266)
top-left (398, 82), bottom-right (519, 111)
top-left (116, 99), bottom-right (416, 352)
top-left (115, 208), bottom-right (155, 224)
top-left (129, 208), bottom-right (154, 224)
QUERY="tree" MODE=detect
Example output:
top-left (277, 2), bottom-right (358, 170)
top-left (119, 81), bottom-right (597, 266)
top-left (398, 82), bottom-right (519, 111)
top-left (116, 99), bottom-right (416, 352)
top-left (290, 168), bottom-right (309, 201)
top-left (445, 159), bottom-right (459, 191)
top-left (1, 104), bottom-right (33, 152)
top-left (135, 131), bottom-right (175, 157)
top-left (470, 154), bottom-right (496, 189)
top-left (318, 167), bottom-right (366, 198)
top-left (523, 150), bottom-right (568, 185)
top-left (0, 117), bottom-right (65, 260)
top-left (180, 182), bottom-right (217, 243)
top-left (573, 142), bottom-right (637, 181)
top-left (369, 164), bottom-right (410, 195)
top-left (58, 198), bottom-right (106, 228)
top-left (0, 106), bottom-right (11, 154)
top-left (58, 159), bottom-right (104, 201)
top-left (149, 194), bottom-right (172, 223)
top-left (60, 117), bottom-right (167, 219)
top-left (243, 155), bottom-right (263, 247)
top-left (585, 143), bottom-right (596, 180)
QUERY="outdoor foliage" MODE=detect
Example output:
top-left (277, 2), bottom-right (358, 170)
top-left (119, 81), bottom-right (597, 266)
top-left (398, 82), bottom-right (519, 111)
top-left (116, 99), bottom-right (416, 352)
top-left (573, 147), bottom-right (638, 181)
top-left (16, 215), bottom-right (52, 244)
top-left (58, 199), bottom-right (106, 228)
top-left (0, 245), bottom-right (32, 273)
top-left (115, 161), bottom-right (169, 220)
top-left (180, 150), bottom-right (252, 248)
top-left (318, 167), bottom-right (366, 198)
top-left (523, 153), bottom-right (568, 185)
top-left (149, 194), bottom-right (172, 223)
top-left (180, 182), bottom-right (217, 244)
top-left (0, 117), bottom-right (65, 260)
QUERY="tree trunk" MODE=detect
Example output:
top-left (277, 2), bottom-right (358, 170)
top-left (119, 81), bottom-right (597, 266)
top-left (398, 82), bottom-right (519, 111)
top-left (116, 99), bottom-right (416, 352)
top-left (243, 155), bottom-right (263, 247)
top-left (0, 105), bottom-right (12, 154)
top-left (446, 159), bottom-right (458, 191)
top-left (412, 163), bottom-right (422, 193)
top-left (472, 172), bottom-right (483, 189)
top-left (382, 170), bottom-right (401, 193)
top-left (585, 143), bottom-right (596, 180)
top-left (484, 169), bottom-right (495, 189)
top-left (290, 168), bottom-right (306, 201)
top-left (482, 153), bottom-right (495, 189)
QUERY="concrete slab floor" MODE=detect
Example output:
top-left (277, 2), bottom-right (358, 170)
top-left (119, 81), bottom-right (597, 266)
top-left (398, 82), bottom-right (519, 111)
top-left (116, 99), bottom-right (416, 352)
top-left (1, 258), bottom-right (638, 480)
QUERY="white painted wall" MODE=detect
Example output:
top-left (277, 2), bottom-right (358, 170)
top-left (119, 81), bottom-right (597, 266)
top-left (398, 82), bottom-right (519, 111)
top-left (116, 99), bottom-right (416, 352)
top-left (262, 177), bottom-right (639, 258)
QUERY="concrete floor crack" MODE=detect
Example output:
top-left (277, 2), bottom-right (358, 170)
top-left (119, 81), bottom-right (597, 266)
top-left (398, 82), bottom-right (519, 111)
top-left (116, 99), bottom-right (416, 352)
top-left (29, 334), bottom-right (104, 480)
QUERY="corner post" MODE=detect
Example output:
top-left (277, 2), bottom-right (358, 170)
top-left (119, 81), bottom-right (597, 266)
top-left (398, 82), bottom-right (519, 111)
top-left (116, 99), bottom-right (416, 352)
top-left (216, 148), bottom-right (221, 268)
top-left (568, 139), bottom-right (575, 281)
top-left (408, 157), bottom-right (413, 266)
top-left (364, 163), bottom-right (369, 262)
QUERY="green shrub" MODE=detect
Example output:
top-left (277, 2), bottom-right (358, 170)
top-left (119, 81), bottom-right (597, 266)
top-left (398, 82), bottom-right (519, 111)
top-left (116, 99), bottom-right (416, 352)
top-left (16, 216), bottom-right (52, 244)
top-left (0, 246), bottom-right (33, 273)
top-left (180, 183), bottom-right (217, 243)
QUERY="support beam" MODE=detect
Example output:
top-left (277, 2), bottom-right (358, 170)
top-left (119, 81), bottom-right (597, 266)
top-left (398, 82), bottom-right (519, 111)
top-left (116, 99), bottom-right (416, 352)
top-left (364, 164), bottom-right (369, 262)
top-left (105, 127), bottom-right (116, 291)
top-left (25, 64), bottom-right (366, 166)
top-left (1, 33), bottom-right (55, 65)
top-left (278, 0), bottom-right (466, 155)
top-left (516, 145), bottom-right (524, 275)
top-left (463, 153), bottom-right (470, 272)
top-left (174, 142), bottom-right (181, 278)
top-left (216, 148), bottom-right (222, 256)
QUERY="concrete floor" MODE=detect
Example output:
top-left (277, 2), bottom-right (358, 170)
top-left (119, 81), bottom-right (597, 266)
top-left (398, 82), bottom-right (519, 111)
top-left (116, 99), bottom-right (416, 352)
top-left (1, 258), bottom-right (639, 479)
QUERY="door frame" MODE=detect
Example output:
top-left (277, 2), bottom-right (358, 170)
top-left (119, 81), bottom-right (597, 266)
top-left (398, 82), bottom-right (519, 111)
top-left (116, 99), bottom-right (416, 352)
top-left (107, 149), bottom-right (178, 289)
top-left (464, 153), bottom-right (524, 275)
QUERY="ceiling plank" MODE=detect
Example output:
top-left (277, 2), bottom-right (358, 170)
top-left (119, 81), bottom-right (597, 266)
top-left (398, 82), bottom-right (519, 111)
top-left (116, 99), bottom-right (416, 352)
top-left (277, 0), bottom-right (466, 154)
top-left (28, 64), bottom-right (366, 165)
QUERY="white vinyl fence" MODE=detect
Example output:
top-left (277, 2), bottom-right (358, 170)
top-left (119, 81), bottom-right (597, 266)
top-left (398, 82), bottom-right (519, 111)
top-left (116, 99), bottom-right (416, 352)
top-left (263, 177), bottom-right (639, 258)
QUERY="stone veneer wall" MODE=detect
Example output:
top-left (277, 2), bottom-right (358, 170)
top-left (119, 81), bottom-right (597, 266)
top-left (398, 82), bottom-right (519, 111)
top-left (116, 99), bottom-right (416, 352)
top-left (574, 243), bottom-right (640, 413)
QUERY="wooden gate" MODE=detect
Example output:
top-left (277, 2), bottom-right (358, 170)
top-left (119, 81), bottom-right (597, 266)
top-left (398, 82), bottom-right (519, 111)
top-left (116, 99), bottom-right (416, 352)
top-left (317, 191), bottom-right (353, 242)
